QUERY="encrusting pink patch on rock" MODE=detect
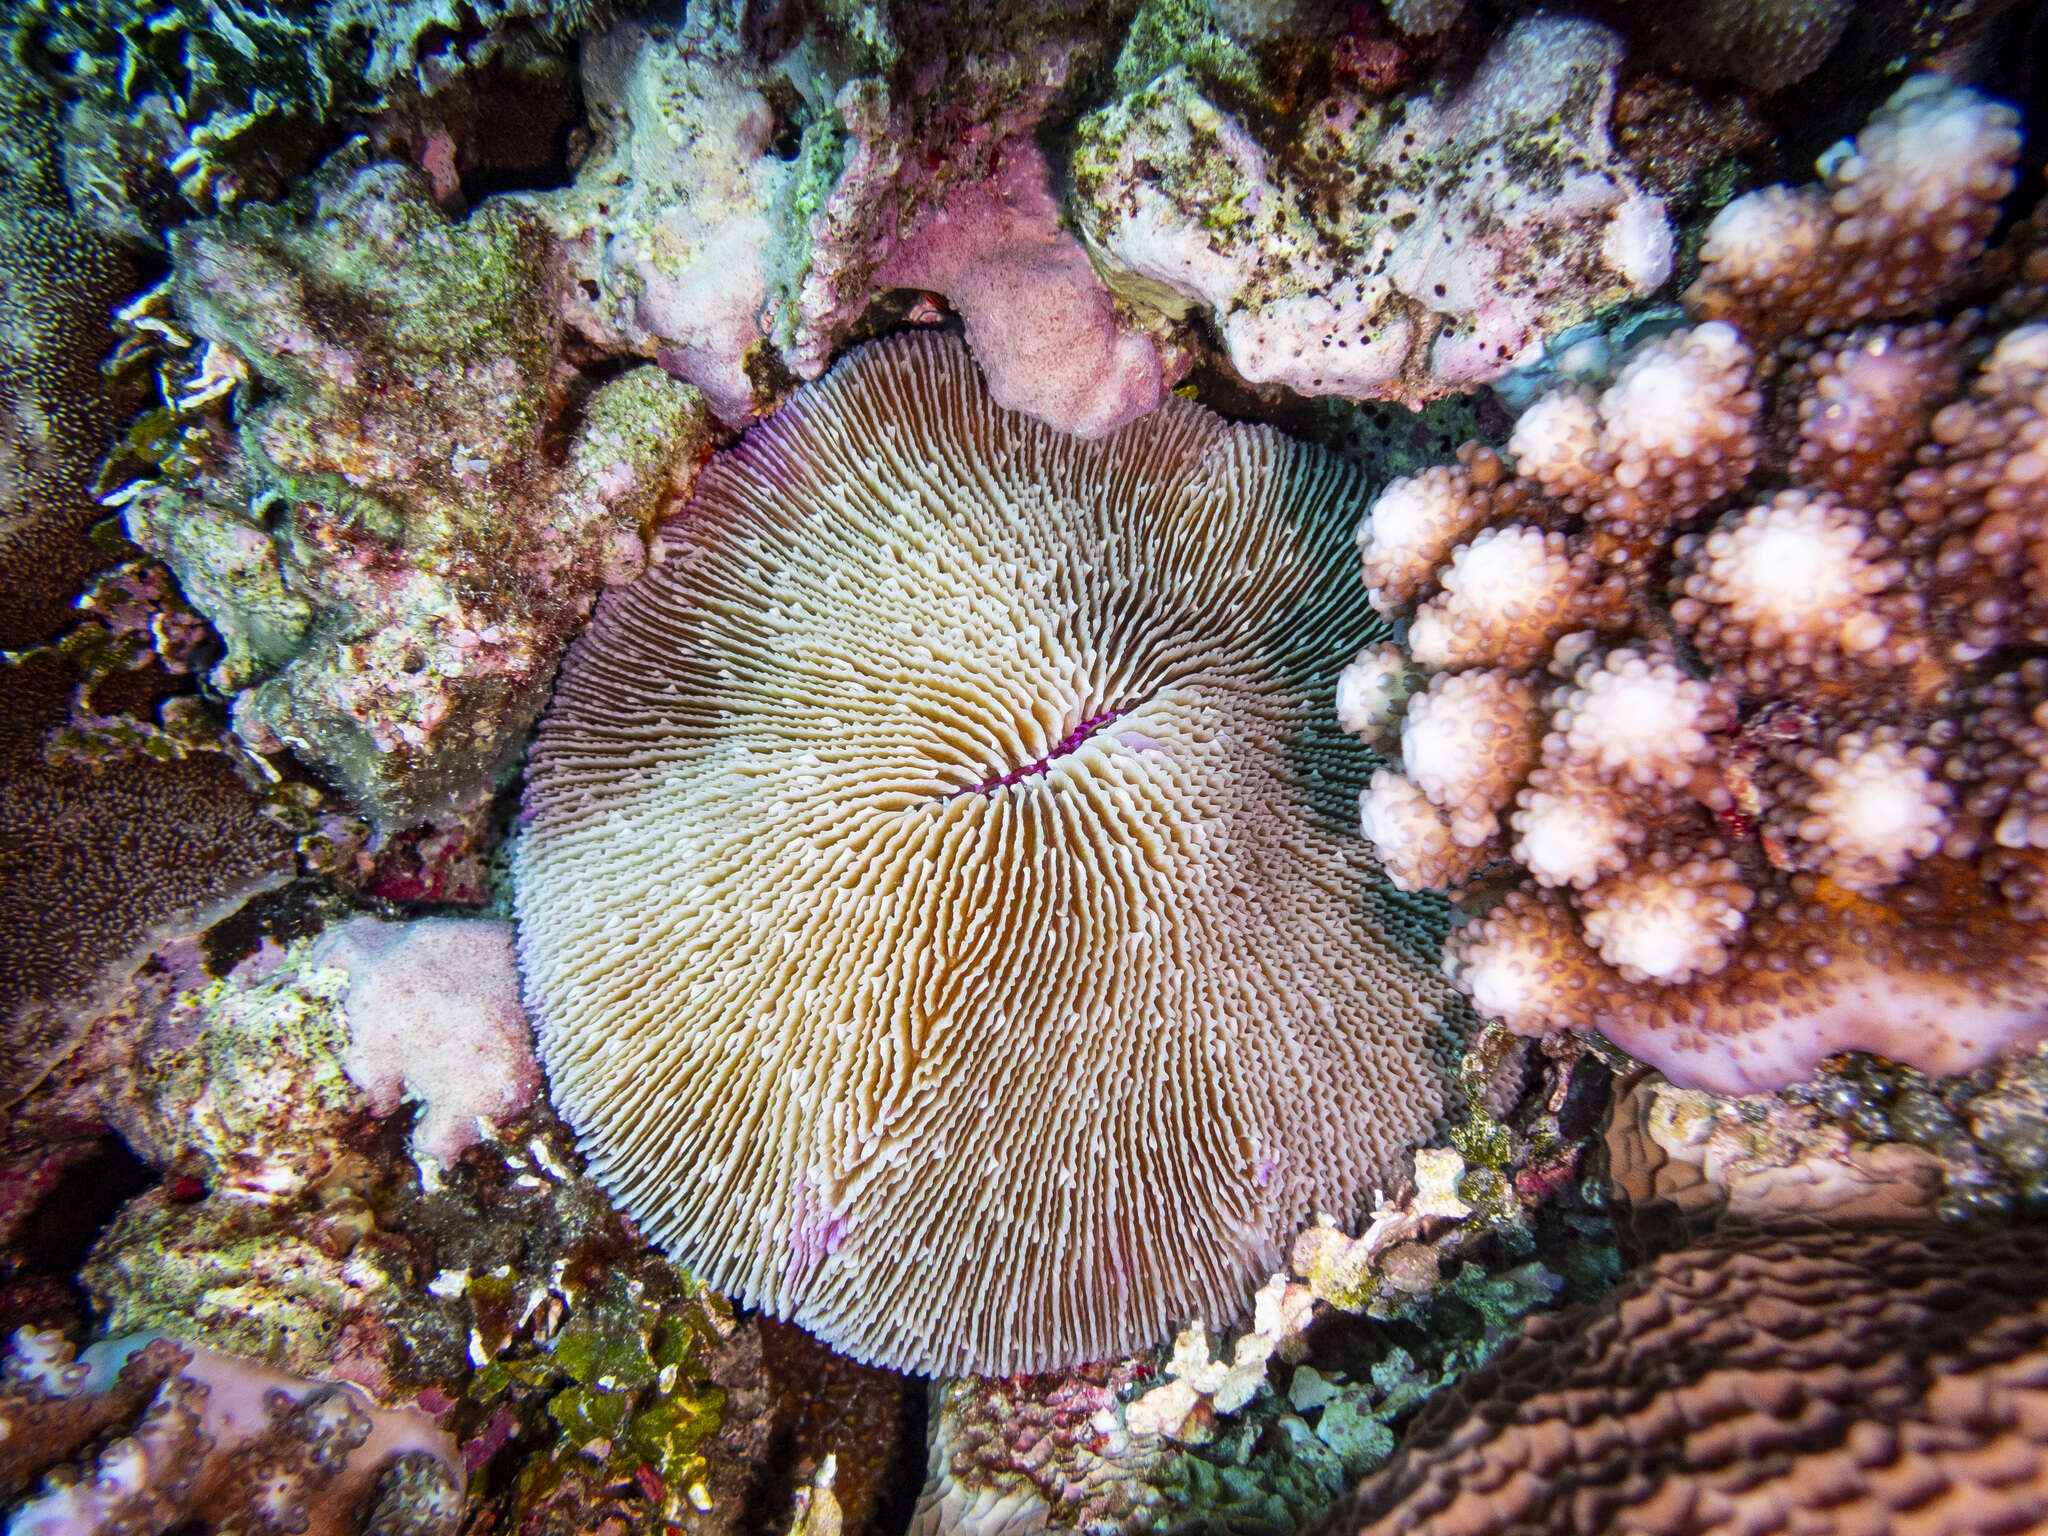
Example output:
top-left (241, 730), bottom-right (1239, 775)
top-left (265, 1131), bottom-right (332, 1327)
top-left (312, 917), bottom-right (541, 1183)
top-left (877, 142), bottom-right (1163, 438)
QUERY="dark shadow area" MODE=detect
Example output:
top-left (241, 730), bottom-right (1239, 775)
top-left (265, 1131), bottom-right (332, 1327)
top-left (0, 1135), bottom-right (158, 1334)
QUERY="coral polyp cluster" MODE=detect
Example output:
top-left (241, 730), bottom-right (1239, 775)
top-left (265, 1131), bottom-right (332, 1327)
top-left (1346, 77), bottom-right (2048, 1094)
top-left (1687, 76), bottom-right (2023, 344)
top-left (1, 1328), bottom-right (461, 1536)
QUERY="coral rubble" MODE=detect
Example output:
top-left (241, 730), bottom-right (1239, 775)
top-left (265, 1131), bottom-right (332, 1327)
top-left (1610, 1045), bottom-right (2048, 1235)
top-left (516, 329), bottom-right (1461, 1376)
top-left (7, 0), bottom-right (623, 243)
top-left (108, 149), bottom-right (713, 826)
top-left (4, 910), bottom-right (910, 1535)
top-left (1347, 77), bottom-right (2048, 1092)
top-left (1073, 16), bottom-right (1672, 408)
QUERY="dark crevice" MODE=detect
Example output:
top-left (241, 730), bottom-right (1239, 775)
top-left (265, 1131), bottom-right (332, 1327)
top-left (950, 709), bottom-right (1128, 797)
top-left (870, 1380), bottom-right (931, 1536)
top-left (542, 348), bottom-right (647, 465)
top-left (746, 1319), bottom-right (918, 1536)
top-left (200, 877), bottom-right (339, 977)
top-left (6, 1137), bottom-right (156, 1313)
top-left (457, 96), bottom-right (586, 201)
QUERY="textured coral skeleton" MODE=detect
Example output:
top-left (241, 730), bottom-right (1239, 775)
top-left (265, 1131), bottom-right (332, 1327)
top-left (515, 330), bottom-right (1461, 1376)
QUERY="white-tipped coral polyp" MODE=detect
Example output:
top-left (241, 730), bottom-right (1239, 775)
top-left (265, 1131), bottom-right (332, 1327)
top-left (1345, 77), bottom-right (2048, 1095)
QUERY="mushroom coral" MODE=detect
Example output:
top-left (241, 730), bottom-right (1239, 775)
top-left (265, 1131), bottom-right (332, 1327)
top-left (1314, 1222), bottom-right (2048, 1536)
top-left (1346, 78), bottom-right (2048, 1093)
top-left (514, 331), bottom-right (1461, 1376)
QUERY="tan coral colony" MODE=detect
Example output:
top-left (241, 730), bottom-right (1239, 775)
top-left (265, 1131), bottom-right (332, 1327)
top-left (514, 333), bottom-right (1458, 1376)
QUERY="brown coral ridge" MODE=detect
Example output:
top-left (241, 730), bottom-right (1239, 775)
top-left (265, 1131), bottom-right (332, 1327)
top-left (516, 329), bottom-right (1462, 1377)
top-left (1313, 1222), bottom-right (2048, 1536)
top-left (1347, 77), bottom-right (2048, 1094)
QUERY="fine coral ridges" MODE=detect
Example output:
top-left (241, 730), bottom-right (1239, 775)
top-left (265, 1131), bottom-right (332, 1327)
top-left (516, 330), bottom-right (1460, 1376)
top-left (1316, 1223), bottom-right (2048, 1536)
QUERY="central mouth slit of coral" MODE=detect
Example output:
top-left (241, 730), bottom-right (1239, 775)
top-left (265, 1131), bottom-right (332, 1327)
top-left (953, 709), bottom-right (1123, 797)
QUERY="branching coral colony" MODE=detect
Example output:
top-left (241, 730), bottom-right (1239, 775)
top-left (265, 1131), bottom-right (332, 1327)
top-left (1346, 77), bottom-right (2048, 1094)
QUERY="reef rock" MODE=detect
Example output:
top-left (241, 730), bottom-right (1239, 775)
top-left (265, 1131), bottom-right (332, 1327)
top-left (540, 1), bottom-right (1158, 435)
top-left (91, 918), bottom-right (538, 1203)
top-left (540, 13), bottom-right (792, 425)
top-left (113, 148), bottom-right (712, 825)
top-left (312, 917), bottom-right (538, 1187)
top-left (1609, 1048), bottom-right (2048, 1236)
top-left (1072, 15), bottom-right (1671, 407)
top-left (910, 1040), bottom-right (1622, 1536)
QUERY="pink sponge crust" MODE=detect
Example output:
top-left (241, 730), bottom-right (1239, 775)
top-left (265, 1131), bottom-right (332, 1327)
top-left (877, 142), bottom-right (1163, 439)
top-left (312, 917), bottom-right (541, 1182)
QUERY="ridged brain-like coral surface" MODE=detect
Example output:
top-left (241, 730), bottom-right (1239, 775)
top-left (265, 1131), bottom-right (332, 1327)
top-left (1315, 1223), bottom-right (2048, 1536)
top-left (514, 332), bottom-right (1459, 1376)
top-left (1345, 78), bottom-right (2048, 1093)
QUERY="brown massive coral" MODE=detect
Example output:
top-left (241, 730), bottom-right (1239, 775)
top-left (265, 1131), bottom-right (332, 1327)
top-left (515, 331), bottom-right (1461, 1377)
top-left (0, 68), bottom-right (293, 1046)
top-left (0, 67), bottom-right (139, 649)
top-left (1314, 1222), bottom-right (2048, 1536)
top-left (1348, 77), bottom-right (2048, 1093)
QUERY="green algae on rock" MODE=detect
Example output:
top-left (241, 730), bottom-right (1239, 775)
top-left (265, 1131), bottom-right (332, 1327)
top-left (110, 146), bottom-right (713, 826)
